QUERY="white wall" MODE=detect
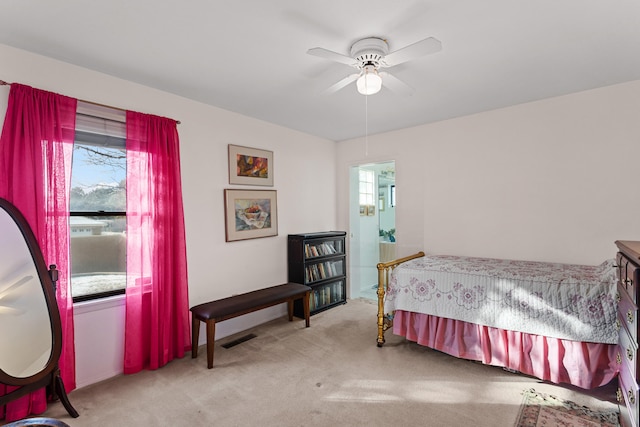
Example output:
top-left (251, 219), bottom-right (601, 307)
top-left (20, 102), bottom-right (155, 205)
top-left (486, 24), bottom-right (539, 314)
top-left (0, 44), bottom-right (337, 388)
top-left (337, 80), bottom-right (640, 266)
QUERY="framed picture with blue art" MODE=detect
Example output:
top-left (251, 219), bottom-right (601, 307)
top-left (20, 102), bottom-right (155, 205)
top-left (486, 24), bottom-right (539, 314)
top-left (224, 189), bottom-right (278, 241)
top-left (228, 144), bottom-right (274, 186)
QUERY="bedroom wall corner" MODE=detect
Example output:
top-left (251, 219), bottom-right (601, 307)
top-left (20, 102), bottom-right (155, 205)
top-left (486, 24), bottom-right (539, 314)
top-left (337, 79), bottom-right (640, 265)
top-left (0, 42), bottom-right (338, 388)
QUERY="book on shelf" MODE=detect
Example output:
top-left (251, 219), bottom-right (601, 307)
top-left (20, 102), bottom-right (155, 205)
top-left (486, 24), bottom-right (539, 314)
top-left (308, 291), bottom-right (315, 311)
top-left (306, 265), bottom-right (321, 282)
top-left (321, 242), bottom-right (336, 255)
top-left (306, 281), bottom-right (345, 312)
top-left (305, 241), bottom-right (340, 260)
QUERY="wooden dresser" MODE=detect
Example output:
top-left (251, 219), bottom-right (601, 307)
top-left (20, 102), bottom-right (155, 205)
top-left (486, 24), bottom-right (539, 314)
top-left (616, 240), bottom-right (640, 427)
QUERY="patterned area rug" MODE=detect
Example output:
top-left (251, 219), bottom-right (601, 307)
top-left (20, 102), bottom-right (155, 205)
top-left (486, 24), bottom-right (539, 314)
top-left (515, 389), bottom-right (620, 427)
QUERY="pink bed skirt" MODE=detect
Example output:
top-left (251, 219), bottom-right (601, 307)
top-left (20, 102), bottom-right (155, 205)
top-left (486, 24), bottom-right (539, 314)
top-left (393, 310), bottom-right (618, 390)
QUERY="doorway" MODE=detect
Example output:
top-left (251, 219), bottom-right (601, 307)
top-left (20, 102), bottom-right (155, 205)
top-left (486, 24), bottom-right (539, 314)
top-left (349, 161), bottom-right (396, 300)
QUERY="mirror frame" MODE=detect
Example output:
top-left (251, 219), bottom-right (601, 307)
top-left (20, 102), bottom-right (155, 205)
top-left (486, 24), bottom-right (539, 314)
top-left (0, 197), bottom-right (76, 417)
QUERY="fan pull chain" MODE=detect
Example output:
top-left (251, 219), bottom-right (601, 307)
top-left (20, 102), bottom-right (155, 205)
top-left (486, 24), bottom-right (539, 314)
top-left (365, 94), bottom-right (369, 157)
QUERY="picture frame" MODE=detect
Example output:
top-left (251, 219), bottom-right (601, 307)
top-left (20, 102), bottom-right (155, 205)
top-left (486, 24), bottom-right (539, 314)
top-left (360, 205), bottom-right (366, 216)
top-left (228, 144), bottom-right (274, 186)
top-left (367, 204), bottom-right (375, 216)
top-left (224, 189), bottom-right (278, 241)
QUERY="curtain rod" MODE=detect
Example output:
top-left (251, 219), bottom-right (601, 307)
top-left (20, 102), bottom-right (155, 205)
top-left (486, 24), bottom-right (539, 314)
top-left (0, 80), bottom-right (181, 124)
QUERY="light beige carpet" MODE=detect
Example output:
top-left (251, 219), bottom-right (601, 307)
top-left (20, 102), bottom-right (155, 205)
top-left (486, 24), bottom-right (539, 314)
top-left (35, 298), bottom-right (619, 426)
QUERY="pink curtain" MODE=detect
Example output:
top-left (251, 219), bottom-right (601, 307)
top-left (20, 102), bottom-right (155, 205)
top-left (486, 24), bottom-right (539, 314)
top-left (0, 84), bottom-right (76, 421)
top-left (124, 111), bottom-right (190, 374)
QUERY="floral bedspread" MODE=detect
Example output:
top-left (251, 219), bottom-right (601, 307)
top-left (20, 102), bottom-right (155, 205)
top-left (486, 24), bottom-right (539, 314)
top-left (384, 255), bottom-right (618, 344)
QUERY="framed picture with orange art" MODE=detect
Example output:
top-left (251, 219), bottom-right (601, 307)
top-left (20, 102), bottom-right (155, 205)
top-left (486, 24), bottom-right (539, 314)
top-left (228, 144), bottom-right (274, 186)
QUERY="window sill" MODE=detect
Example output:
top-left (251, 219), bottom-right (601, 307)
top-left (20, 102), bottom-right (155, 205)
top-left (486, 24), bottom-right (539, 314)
top-left (73, 293), bottom-right (125, 314)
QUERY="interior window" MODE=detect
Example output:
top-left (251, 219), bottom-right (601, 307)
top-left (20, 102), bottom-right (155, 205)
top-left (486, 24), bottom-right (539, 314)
top-left (359, 169), bottom-right (375, 207)
top-left (390, 184), bottom-right (396, 207)
top-left (69, 103), bottom-right (126, 302)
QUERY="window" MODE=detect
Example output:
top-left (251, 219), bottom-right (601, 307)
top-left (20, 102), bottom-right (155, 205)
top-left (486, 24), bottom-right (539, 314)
top-left (390, 184), bottom-right (396, 207)
top-left (69, 102), bottom-right (127, 302)
top-left (359, 169), bottom-right (375, 206)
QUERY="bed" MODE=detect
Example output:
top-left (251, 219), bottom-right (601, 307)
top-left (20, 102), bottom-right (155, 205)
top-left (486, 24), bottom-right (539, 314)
top-left (376, 252), bottom-right (619, 389)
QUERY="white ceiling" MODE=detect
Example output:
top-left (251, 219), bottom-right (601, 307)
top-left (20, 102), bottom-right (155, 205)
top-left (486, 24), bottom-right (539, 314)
top-left (1, 0), bottom-right (639, 142)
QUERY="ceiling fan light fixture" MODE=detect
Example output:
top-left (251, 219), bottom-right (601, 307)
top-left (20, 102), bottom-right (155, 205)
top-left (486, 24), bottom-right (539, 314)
top-left (356, 66), bottom-right (382, 95)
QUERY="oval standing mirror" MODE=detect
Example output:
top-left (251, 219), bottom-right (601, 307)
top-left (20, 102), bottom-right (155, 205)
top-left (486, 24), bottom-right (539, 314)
top-left (0, 205), bottom-right (53, 378)
top-left (0, 198), bottom-right (78, 418)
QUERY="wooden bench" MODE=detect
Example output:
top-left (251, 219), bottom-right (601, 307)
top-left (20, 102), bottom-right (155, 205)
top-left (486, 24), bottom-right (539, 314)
top-left (190, 282), bottom-right (311, 368)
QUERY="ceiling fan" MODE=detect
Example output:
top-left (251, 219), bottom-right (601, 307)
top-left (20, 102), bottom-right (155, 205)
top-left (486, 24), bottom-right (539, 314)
top-left (307, 36), bottom-right (442, 96)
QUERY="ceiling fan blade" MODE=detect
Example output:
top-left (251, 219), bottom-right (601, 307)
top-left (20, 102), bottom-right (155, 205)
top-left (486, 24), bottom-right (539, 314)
top-left (383, 37), bottom-right (442, 67)
top-left (307, 47), bottom-right (358, 67)
top-left (379, 72), bottom-right (414, 96)
top-left (323, 73), bottom-right (360, 94)
top-left (0, 275), bottom-right (33, 298)
top-left (0, 305), bottom-right (25, 316)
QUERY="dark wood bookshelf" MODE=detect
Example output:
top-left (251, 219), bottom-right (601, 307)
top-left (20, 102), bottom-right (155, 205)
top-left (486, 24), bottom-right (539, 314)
top-left (288, 231), bottom-right (347, 317)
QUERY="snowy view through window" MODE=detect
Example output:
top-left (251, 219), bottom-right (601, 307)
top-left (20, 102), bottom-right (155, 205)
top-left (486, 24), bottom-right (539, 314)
top-left (69, 143), bottom-right (126, 300)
